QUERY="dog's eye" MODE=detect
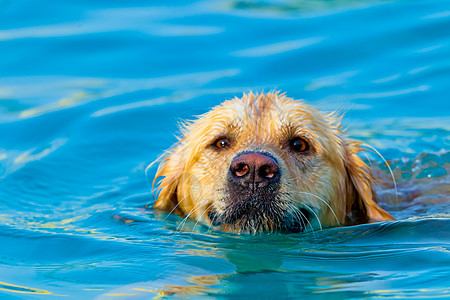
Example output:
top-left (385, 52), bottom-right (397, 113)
top-left (289, 137), bottom-right (310, 153)
top-left (214, 138), bottom-right (230, 149)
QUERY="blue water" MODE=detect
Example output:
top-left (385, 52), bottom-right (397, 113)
top-left (1, 0), bottom-right (449, 298)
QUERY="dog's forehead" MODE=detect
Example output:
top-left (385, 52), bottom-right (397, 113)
top-left (217, 93), bottom-right (321, 131)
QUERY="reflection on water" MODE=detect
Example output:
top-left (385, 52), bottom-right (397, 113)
top-left (0, 281), bottom-right (51, 295)
top-left (20, 91), bottom-right (93, 119)
top-left (223, 0), bottom-right (390, 15)
top-left (0, 0), bottom-right (449, 298)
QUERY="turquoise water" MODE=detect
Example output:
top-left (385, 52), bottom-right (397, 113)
top-left (1, 0), bottom-right (449, 298)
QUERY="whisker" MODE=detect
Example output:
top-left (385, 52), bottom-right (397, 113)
top-left (155, 170), bottom-right (218, 220)
top-left (177, 200), bottom-right (204, 232)
top-left (160, 176), bottom-right (206, 221)
top-left (362, 152), bottom-right (374, 171)
top-left (362, 143), bottom-right (399, 207)
top-left (285, 202), bottom-right (316, 237)
top-left (177, 196), bottom-right (212, 232)
top-left (299, 202), bottom-right (323, 231)
top-left (289, 191), bottom-right (341, 226)
top-left (191, 202), bottom-right (215, 234)
top-left (297, 209), bottom-right (316, 238)
top-left (162, 190), bottom-right (194, 221)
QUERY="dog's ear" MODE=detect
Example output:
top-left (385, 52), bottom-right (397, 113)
top-left (152, 148), bottom-right (183, 215)
top-left (344, 141), bottom-right (394, 225)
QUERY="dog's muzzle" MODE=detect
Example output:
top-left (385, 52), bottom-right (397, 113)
top-left (208, 151), bottom-right (304, 233)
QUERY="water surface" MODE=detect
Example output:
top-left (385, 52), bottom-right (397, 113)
top-left (0, 0), bottom-right (449, 298)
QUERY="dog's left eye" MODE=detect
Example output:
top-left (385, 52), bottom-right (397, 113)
top-left (289, 137), bottom-right (310, 153)
top-left (214, 138), bottom-right (230, 149)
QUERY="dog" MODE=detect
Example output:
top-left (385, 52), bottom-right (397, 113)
top-left (152, 92), bottom-right (394, 234)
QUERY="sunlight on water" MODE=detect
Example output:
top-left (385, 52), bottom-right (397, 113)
top-left (0, 0), bottom-right (449, 298)
top-left (232, 37), bottom-right (325, 57)
top-left (0, 281), bottom-right (52, 295)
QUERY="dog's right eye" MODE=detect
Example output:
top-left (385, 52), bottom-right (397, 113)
top-left (214, 138), bottom-right (230, 149)
top-left (289, 137), bottom-right (310, 153)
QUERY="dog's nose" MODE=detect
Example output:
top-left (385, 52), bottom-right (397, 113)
top-left (229, 152), bottom-right (280, 189)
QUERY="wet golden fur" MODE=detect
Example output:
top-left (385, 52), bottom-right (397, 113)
top-left (152, 92), bottom-right (394, 234)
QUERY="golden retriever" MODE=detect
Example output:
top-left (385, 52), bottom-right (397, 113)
top-left (152, 92), bottom-right (394, 234)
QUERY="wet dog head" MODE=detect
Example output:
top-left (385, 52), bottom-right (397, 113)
top-left (152, 92), bottom-right (393, 234)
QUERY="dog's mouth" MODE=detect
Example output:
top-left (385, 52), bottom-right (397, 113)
top-left (207, 203), bottom-right (311, 234)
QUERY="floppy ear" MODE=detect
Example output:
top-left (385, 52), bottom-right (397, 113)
top-left (344, 141), bottom-right (394, 225)
top-left (152, 148), bottom-right (183, 215)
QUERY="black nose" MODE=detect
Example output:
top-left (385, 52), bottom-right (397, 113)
top-left (229, 152), bottom-right (280, 189)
